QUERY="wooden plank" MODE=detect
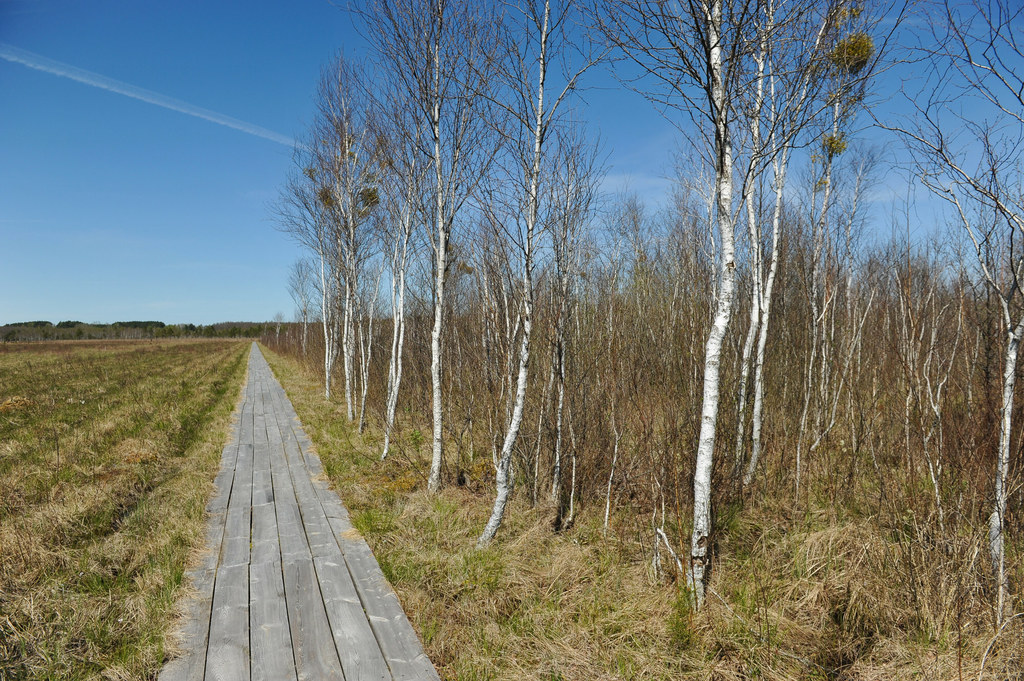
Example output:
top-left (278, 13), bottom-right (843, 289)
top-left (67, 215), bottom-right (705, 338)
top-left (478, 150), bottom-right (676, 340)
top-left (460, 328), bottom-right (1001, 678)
top-left (285, 462), bottom-right (338, 562)
top-left (208, 442), bottom-right (239, 516)
top-left (250, 503), bottom-right (281, 564)
top-left (311, 553), bottom-right (394, 681)
top-left (317, 495), bottom-right (351, 523)
top-left (253, 442), bottom-right (271, 473)
top-left (205, 563), bottom-right (250, 681)
top-left (316, 559), bottom-right (391, 681)
top-left (232, 444), bottom-right (255, 485)
top-left (251, 469), bottom-right (274, 506)
top-left (237, 403), bottom-right (255, 449)
top-left (220, 511), bottom-right (251, 568)
top-left (199, 511), bottom-right (227, 574)
top-left (282, 558), bottom-right (346, 681)
top-left (339, 536), bottom-right (407, 621)
top-left (250, 558), bottom-right (296, 681)
top-left (253, 344), bottom-right (440, 680)
top-left (313, 555), bottom-right (361, 605)
top-left (269, 438), bottom-right (309, 562)
top-left (265, 397), bottom-right (284, 449)
top-left (339, 535), bottom-right (441, 681)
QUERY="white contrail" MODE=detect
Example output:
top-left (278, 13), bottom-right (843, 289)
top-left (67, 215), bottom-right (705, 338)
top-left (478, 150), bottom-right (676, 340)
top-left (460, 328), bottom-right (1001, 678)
top-left (0, 43), bottom-right (298, 149)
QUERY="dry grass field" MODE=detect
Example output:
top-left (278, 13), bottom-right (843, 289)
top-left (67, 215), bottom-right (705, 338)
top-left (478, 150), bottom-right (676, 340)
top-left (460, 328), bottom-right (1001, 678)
top-left (0, 339), bottom-right (248, 680)
top-left (2, 338), bottom-right (1020, 680)
top-left (262, 345), bottom-right (1024, 681)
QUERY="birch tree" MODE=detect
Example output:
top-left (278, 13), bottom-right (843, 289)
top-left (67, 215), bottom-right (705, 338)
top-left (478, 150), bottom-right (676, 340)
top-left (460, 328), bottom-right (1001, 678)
top-left (312, 56), bottom-right (380, 423)
top-left (729, 0), bottom-right (840, 487)
top-left (275, 157), bottom-right (343, 400)
top-left (288, 257), bottom-right (314, 358)
top-left (356, 255), bottom-right (385, 433)
top-left (893, 247), bottom-right (961, 535)
top-left (599, 0), bottom-right (755, 607)
top-left (477, 0), bottom-right (602, 546)
top-left (360, 0), bottom-right (501, 493)
top-left (889, 0), bottom-right (1024, 622)
top-left (547, 130), bottom-right (601, 513)
top-left (374, 121), bottom-right (425, 460)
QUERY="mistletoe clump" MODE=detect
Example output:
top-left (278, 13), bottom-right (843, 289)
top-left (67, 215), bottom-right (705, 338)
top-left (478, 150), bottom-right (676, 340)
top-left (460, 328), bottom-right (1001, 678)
top-left (822, 133), bottom-right (848, 160)
top-left (830, 32), bottom-right (874, 75)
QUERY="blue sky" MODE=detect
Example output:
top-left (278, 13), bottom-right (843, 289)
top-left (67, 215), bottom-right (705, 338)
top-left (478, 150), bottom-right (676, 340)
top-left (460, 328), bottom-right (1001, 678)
top-left (0, 0), bottom-right (676, 325)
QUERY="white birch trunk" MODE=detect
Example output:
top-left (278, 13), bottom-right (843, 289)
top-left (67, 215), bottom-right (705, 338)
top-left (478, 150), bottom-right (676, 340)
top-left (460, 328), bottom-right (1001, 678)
top-left (427, 223), bottom-right (447, 492)
top-left (478, 289), bottom-right (533, 546)
top-left (318, 252), bottom-right (338, 400)
top-left (382, 218), bottom-right (411, 460)
top-left (301, 311), bottom-right (308, 358)
top-left (357, 262), bottom-right (382, 434)
top-left (744, 152), bottom-right (787, 486)
top-left (689, 0), bottom-right (735, 609)
top-left (478, 0), bottom-right (550, 547)
top-left (551, 340), bottom-right (566, 503)
top-left (991, 315), bottom-right (1022, 623)
top-left (732, 31), bottom-right (766, 478)
top-left (604, 415), bottom-right (621, 535)
top-left (426, 39), bottom-right (447, 492)
top-left (342, 274), bottom-right (356, 421)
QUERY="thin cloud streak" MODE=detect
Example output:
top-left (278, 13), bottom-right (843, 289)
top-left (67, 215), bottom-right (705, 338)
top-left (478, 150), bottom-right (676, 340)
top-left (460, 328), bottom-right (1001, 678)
top-left (0, 43), bottom-right (298, 149)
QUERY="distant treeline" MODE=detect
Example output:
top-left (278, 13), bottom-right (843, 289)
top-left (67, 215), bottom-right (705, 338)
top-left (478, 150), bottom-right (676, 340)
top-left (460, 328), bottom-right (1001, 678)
top-left (1, 320), bottom-right (268, 342)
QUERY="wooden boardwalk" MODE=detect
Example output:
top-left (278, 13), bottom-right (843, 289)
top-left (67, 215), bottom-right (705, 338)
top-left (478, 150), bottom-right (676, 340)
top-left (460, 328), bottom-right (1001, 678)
top-left (159, 344), bottom-right (440, 681)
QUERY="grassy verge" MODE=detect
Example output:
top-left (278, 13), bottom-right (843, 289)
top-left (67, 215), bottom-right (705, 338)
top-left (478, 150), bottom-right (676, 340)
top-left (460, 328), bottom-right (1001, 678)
top-left (0, 339), bottom-right (249, 680)
top-left (261, 345), bottom-right (697, 679)
top-left (261, 345), bottom-right (1024, 681)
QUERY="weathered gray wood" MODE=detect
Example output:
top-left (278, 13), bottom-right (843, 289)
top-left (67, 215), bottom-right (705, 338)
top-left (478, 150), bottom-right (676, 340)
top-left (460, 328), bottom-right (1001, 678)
top-left (250, 558), bottom-right (296, 681)
top-left (237, 405), bottom-right (255, 449)
top-left (160, 343), bottom-right (440, 681)
top-left (219, 513), bottom-right (251, 568)
top-left (282, 558), bottom-right (346, 681)
top-left (313, 556), bottom-right (392, 681)
top-left (251, 469), bottom-right (274, 506)
top-left (250, 503), bottom-right (280, 564)
top-left (205, 563), bottom-right (250, 681)
top-left (339, 535), bottom-right (441, 681)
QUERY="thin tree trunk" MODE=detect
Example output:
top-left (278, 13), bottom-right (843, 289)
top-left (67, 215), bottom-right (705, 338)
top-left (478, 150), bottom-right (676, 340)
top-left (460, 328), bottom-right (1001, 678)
top-left (478, 0), bottom-right (551, 547)
top-left (689, 0), bottom-right (735, 609)
top-left (382, 223), bottom-right (411, 460)
top-left (301, 309), bottom-right (308, 358)
top-left (991, 315), bottom-right (1022, 623)
top-left (744, 151), bottom-right (787, 486)
top-left (551, 334), bottom-right (566, 504)
top-left (342, 275), bottom-right (356, 421)
top-left (733, 30), bottom-right (766, 479)
top-left (427, 226), bottom-right (447, 492)
top-left (604, 412), bottom-right (621, 535)
top-left (532, 347), bottom-right (556, 506)
top-left (357, 262), bottom-right (383, 434)
top-left (318, 253), bottom-right (337, 400)
top-left (427, 43), bottom-right (448, 492)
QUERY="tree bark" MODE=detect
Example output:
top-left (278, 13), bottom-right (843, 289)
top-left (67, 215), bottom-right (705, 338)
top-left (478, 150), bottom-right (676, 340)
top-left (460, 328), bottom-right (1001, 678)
top-left (689, 0), bottom-right (735, 609)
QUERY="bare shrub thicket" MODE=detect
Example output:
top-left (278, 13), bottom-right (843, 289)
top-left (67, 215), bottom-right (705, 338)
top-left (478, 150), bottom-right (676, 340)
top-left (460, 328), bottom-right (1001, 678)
top-left (269, 0), bottom-right (1022, 666)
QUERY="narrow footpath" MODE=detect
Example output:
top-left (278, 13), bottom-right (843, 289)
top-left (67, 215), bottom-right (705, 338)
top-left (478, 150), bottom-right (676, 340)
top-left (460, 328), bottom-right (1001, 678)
top-left (159, 344), bottom-right (440, 681)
